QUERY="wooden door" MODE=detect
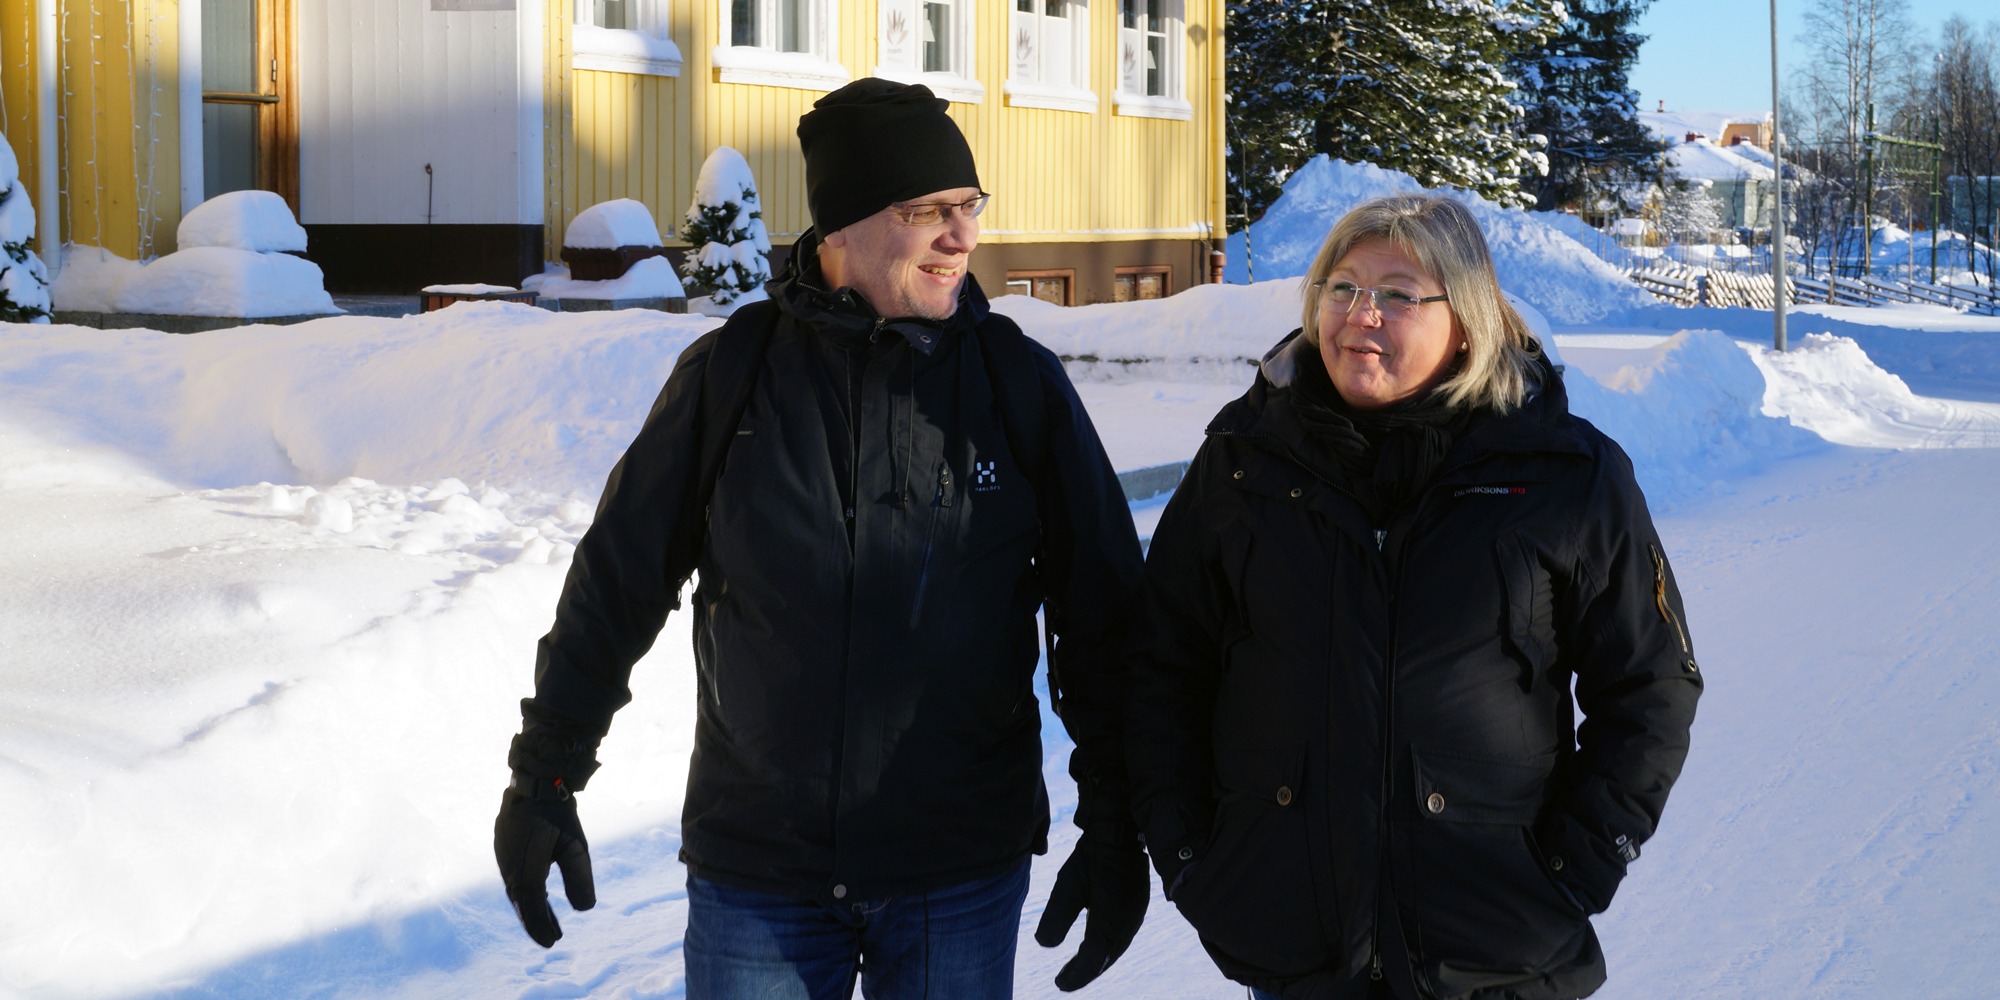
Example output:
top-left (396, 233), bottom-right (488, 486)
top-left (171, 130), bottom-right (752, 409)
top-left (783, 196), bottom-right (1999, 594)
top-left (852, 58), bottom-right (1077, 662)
top-left (200, 0), bottom-right (297, 210)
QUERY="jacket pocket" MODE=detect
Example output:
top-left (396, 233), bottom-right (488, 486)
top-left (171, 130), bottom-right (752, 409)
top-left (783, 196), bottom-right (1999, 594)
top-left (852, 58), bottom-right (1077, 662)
top-left (1174, 743), bottom-right (1334, 980)
top-left (1406, 747), bottom-right (1588, 980)
top-left (908, 462), bottom-right (955, 629)
top-left (1496, 532), bottom-right (1559, 693)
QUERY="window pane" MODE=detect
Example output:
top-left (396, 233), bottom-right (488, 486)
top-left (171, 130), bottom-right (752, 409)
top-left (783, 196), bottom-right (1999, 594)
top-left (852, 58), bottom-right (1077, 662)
top-left (1121, 0), bottom-right (1136, 29)
top-left (1138, 273), bottom-right (1166, 299)
top-left (1145, 0), bottom-right (1161, 32)
top-left (594, 0), bottom-right (629, 30)
top-left (1017, 0), bottom-right (1033, 10)
top-left (1033, 276), bottom-right (1068, 305)
top-left (202, 102), bottom-right (257, 197)
top-left (780, 0), bottom-right (807, 52)
top-left (731, 0), bottom-right (756, 45)
top-left (1146, 35), bottom-right (1163, 94)
top-left (923, 1), bottom-right (950, 72)
top-left (1112, 274), bottom-right (1135, 302)
top-left (202, 0), bottom-right (257, 93)
top-left (1048, 0), bottom-right (1066, 16)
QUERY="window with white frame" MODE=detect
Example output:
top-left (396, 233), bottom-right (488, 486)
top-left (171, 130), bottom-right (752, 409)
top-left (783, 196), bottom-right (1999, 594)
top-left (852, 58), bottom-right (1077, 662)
top-left (1115, 0), bottom-right (1189, 119)
top-left (1006, 0), bottom-right (1094, 113)
top-left (874, 0), bottom-right (981, 103)
top-left (715, 0), bottom-right (848, 91)
top-left (573, 0), bottom-right (683, 76)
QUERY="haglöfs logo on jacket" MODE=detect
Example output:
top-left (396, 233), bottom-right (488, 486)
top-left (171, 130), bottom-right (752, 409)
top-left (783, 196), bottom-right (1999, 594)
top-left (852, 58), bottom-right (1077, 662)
top-left (973, 460), bottom-right (1001, 493)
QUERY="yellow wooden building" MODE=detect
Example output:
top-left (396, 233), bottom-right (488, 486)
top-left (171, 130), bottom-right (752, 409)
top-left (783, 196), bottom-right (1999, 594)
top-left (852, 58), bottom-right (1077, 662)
top-left (3, 0), bottom-right (1225, 305)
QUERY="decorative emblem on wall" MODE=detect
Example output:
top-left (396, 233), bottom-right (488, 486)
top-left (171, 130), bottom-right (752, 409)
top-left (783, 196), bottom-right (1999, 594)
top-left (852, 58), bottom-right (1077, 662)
top-left (887, 9), bottom-right (909, 47)
top-left (1015, 28), bottom-right (1034, 65)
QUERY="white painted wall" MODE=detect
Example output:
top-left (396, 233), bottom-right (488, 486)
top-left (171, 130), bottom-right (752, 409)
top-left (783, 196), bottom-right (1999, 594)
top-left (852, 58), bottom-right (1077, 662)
top-left (298, 0), bottom-right (541, 225)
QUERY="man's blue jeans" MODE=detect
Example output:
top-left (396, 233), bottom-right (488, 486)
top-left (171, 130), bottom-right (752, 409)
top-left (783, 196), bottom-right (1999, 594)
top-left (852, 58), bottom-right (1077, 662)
top-left (683, 859), bottom-right (1031, 1000)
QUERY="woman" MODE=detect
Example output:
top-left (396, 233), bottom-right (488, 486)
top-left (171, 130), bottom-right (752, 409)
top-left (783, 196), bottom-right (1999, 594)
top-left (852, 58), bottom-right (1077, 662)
top-left (1126, 195), bottom-right (1702, 1000)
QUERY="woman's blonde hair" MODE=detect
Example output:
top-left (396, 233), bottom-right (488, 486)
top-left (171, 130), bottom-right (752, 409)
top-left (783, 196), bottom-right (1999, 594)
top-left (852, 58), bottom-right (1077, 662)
top-left (1299, 194), bottom-right (1543, 412)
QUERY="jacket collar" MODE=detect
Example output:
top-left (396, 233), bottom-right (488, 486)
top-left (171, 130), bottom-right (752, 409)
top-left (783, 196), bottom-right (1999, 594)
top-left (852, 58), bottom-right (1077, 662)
top-left (1212, 329), bottom-right (1589, 464)
top-left (769, 228), bottom-right (988, 357)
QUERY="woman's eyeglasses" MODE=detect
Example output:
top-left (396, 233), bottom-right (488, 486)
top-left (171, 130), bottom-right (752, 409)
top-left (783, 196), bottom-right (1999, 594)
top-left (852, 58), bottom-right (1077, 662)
top-left (1313, 279), bottom-right (1448, 320)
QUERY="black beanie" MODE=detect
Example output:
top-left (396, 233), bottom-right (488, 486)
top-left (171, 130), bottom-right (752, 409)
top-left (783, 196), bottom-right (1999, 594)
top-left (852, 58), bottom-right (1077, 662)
top-left (796, 78), bottom-right (982, 236)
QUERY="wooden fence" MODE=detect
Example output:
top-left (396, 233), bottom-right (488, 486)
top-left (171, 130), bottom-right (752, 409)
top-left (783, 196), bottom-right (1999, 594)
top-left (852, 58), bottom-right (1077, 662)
top-left (1626, 266), bottom-right (1998, 317)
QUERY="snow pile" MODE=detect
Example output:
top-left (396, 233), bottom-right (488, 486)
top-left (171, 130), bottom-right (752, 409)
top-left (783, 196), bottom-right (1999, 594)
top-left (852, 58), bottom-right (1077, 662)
top-left (177, 189), bottom-right (310, 253)
top-left (1748, 332), bottom-right (2000, 449)
top-left (525, 257), bottom-right (687, 302)
top-left (0, 302), bottom-right (717, 495)
top-left (1223, 156), bottom-right (1656, 324)
top-left (1561, 330), bottom-right (1821, 505)
top-left (50, 191), bottom-right (337, 318)
top-left (563, 198), bottom-right (665, 250)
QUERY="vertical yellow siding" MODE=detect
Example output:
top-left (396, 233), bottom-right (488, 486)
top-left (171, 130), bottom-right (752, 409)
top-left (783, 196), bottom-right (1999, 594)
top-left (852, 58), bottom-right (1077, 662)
top-left (547, 0), bottom-right (1224, 259)
top-left (0, 0), bottom-right (182, 261)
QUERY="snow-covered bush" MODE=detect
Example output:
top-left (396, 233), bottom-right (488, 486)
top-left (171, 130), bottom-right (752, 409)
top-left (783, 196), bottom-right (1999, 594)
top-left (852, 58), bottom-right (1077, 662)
top-left (681, 146), bottom-right (770, 316)
top-left (0, 131), bottom-right (52, 323)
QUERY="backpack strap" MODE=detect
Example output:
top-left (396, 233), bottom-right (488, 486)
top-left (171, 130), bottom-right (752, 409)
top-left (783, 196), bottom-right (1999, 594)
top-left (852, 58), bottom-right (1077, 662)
top-left (670, 302), bottom-right (778, 583)
top-left (971, 317), bottom-right (1067, 713)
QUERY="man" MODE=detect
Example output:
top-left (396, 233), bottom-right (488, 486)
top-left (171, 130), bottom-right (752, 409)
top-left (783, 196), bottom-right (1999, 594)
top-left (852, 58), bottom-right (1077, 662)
top-left (493, 79), bottom-right (1150, 999)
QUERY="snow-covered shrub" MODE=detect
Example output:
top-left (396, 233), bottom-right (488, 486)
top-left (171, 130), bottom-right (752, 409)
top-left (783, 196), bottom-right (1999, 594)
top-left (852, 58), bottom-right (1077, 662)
top-left (681, 146), bottom-right (770, 316)
top-left (0, 131), bottom-right (52, 323)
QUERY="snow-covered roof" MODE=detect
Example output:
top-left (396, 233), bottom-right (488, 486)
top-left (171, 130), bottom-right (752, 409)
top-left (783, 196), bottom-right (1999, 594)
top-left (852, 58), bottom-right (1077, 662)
top-left (1639, 108), bottom-right (1770, 144)
top-left (1669, 137), bottom-right (1776, 182)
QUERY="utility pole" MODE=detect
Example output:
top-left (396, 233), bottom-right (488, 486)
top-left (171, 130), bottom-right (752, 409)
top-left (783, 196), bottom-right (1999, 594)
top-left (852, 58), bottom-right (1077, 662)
top-left (1771, 0), bottom-right (1787, 352)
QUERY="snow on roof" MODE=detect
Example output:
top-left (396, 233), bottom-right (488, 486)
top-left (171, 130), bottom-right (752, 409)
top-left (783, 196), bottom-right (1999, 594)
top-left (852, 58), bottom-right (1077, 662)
top-left (564, 199), bottom-right (664, 250)
top-left (177, 190), bottom-right (309, 254)
top-left (1669, 137), bottom-right (1776, 182)
top-left (1639, 108), bottom-right (1770, 144)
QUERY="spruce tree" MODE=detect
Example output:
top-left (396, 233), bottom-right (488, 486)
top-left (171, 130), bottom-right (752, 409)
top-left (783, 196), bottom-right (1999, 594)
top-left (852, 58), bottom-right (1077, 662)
top-left (1510, 0), bottom-right (1670, 212)
top-left (0, 131), bottom-right (52, 324)
top-left (1226, 0), bottom-right (1566, 221)
top-left (680, 146), bottom-right (772, 314)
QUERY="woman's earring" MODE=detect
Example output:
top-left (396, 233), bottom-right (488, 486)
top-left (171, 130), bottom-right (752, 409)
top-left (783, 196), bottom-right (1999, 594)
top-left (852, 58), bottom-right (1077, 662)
top-left (1457, 341), bottom-right (1469, 353)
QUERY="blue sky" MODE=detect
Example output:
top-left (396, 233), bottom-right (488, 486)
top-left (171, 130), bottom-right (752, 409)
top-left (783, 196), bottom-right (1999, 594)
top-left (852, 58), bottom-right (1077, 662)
top-left (1627, 0), bottom-right (1990, 114)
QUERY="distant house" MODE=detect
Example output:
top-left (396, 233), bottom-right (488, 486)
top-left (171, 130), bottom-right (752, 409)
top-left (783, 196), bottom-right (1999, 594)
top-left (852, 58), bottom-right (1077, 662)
top-left (1665, 136), bottom-right (1776, 232)
top-left (2, 1), bottom-right (1227, 304)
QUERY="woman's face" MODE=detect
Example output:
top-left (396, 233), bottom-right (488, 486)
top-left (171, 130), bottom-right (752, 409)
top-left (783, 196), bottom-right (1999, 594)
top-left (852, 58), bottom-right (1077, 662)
top-left (1316, 238), bottom-right (1463, 410)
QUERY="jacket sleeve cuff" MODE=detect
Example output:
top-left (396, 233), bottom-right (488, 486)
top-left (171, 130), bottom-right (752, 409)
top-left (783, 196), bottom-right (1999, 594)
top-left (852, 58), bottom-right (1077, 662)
top-left (1536, 808), bottom-right (1631, 914)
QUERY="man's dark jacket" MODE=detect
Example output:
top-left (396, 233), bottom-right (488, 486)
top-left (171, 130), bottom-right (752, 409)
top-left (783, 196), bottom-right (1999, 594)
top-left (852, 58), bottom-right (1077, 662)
top-left (519, 235), bottom-right (1144, 904)
top-left (1126, 333), bottom-right (1702, 999)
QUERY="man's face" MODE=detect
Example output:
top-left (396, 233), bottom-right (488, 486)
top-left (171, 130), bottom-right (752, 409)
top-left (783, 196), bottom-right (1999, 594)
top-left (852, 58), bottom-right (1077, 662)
top-left (822, 186), bottom-right (982, 321)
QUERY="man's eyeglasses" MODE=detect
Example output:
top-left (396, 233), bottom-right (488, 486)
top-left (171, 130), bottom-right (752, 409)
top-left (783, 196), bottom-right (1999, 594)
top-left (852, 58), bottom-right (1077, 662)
top-left (1312, 279), bottom-right (1448, 320)
top-left (889, 193), bottom-right (992, 226)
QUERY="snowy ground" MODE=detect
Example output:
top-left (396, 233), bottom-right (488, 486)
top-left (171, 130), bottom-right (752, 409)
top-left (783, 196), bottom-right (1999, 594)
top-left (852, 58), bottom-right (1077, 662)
top-left (4, 289), bottom-right (2000, 1000)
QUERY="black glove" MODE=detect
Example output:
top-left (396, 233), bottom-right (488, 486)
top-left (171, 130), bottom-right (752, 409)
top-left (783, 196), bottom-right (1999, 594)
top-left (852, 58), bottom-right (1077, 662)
top-left (1034, 837), bottom-right (1150, 991)
top-left (494, 774), bottom-right (596, 947)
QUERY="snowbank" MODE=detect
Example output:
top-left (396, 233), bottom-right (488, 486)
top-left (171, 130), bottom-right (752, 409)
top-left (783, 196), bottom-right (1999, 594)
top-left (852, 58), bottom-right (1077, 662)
top-left (1222, 156), bottom-right (1656, 324)
top-left (564, 198), bottom-right (664, 250)
top-left (178, 190), bottom-right (310, 254)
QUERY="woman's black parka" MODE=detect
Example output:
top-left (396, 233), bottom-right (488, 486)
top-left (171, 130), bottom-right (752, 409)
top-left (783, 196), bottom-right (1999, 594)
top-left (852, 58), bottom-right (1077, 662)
top-left (1126, 333), bottom-right (1703, 999)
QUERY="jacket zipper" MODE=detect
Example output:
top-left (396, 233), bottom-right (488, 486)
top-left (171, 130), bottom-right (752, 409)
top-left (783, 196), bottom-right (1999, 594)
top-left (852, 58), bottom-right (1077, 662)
top-left (1650, 544), bottom-right (1690, 654)
top-left (908, 462), bottom-right (954, 628)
